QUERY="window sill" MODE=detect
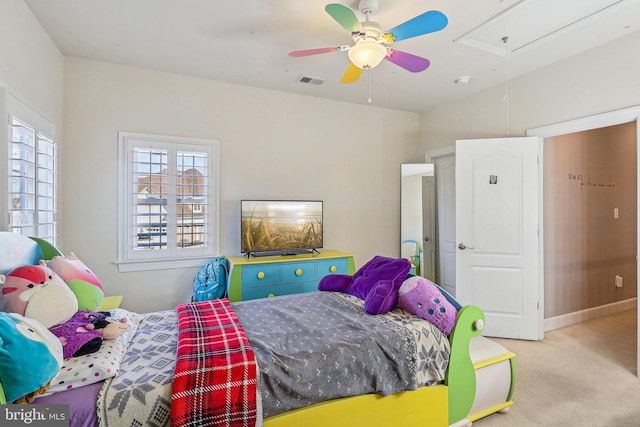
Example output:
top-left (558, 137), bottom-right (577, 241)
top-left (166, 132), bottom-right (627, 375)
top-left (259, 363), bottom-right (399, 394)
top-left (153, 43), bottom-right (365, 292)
top-left (114, 256), bottom-right (213, 273)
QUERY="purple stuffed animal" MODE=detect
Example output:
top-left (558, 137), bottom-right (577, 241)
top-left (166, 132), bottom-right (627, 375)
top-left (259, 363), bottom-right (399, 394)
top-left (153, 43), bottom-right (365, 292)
top-left (48, 310), bottom-right (105, 359)
top-left (318, 255), bottom-right (412, 314)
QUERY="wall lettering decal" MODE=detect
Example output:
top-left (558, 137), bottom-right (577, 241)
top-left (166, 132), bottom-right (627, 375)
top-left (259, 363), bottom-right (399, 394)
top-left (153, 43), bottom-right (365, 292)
top-left (567, 173), bottom-right (615, 190)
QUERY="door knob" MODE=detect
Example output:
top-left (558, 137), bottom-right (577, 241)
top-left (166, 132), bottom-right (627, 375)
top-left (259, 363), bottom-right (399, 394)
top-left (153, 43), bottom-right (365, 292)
top-left (424, 237), bottom-right (430, 242)
top-left (458, 243), bottom-right (474, 250)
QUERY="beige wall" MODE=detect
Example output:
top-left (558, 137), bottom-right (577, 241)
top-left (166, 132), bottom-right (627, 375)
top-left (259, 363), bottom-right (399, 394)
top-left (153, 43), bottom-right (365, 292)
top-left (0, 0), bottom-right (63, 127)
top-left (61, 57), bottom-right (421, 312)
top-left (544, 122), bottom-right (637, 318)
top-left (420, 30), bottom-right (640, 150)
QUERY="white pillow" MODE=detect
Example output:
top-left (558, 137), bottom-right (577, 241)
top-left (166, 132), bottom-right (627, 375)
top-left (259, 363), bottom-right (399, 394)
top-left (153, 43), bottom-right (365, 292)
top-left (45, 308), bottom-right (143, 394)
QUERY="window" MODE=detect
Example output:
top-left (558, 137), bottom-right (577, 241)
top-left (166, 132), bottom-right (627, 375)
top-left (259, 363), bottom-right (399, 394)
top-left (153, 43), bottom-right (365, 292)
top-left (117, 132), bottom-right (219, 272)
top-left (7, 99), bottom-right (57, 244)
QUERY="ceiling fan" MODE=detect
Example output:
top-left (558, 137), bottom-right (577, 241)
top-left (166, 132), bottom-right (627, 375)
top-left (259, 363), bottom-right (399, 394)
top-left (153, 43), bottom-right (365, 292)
top-left (288, 0), bottom-right (448, 85)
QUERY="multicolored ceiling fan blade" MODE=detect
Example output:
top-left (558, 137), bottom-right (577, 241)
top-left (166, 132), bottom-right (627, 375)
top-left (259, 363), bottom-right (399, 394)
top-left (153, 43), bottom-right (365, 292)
top-left (383, 10), bottom-right (448, 43)
top-left (340, 62), bottom-right (363, 84)
top-left (385, 49), bottom-right (430, 73)
top-left (288, 47), bottom-right (342, 57)
top-left (325, 3), bottom-right (363, 34)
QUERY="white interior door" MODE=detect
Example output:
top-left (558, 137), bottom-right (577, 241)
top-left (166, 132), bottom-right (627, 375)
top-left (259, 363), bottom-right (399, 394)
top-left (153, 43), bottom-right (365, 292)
top-left (455, 137), bottom-right (544, 340)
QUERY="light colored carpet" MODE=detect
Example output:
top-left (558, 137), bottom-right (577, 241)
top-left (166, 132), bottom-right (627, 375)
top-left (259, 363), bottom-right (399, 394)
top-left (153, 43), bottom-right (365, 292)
top-left (473, 309), bottom-right (639, 427)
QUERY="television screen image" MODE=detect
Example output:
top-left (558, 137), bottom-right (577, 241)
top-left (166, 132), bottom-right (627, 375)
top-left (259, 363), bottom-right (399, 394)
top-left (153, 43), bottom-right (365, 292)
top-left (241, 200), bottom-right (323, 256)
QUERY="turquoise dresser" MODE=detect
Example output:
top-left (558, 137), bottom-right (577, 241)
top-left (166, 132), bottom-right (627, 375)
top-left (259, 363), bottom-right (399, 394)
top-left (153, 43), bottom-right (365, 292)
top-left (226, 250), bottom-right (355, 302)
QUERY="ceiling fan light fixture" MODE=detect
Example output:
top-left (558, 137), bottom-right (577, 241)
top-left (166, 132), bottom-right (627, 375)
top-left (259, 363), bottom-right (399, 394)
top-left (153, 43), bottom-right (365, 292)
top-left (290, 3), bottom-right (448, 87)
top-left (348, 40), bottom-right (387, 69)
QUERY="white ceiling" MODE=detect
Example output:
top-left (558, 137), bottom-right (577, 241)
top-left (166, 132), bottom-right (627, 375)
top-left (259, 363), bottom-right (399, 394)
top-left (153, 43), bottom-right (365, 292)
top-left (24, 0), bottom-right (640, 112)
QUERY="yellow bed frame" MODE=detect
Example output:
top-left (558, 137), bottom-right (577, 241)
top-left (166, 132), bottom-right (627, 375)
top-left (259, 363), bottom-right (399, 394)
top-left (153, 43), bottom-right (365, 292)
top-left (0, 232), bottom-right (515, 426)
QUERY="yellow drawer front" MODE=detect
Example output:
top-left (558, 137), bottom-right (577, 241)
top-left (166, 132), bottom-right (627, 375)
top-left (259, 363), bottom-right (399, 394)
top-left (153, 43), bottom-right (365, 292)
top-left (242, 264), bottom-right (281, 286)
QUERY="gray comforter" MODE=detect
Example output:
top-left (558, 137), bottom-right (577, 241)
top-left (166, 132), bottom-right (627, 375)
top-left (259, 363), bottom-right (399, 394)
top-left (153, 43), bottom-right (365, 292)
top-left (233, 291), bottom-right (450, 417)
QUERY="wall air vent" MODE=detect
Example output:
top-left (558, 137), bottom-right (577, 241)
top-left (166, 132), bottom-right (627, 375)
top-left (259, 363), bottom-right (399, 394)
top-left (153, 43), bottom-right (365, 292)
top-left (295, 75), bottom-right (325, 86)
top-left (455, 0), bottom-right (626, 57)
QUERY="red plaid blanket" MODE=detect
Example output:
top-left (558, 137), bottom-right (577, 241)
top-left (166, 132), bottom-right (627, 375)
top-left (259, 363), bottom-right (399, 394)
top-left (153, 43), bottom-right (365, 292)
top-left (170, 299), bottom-right (259, 427)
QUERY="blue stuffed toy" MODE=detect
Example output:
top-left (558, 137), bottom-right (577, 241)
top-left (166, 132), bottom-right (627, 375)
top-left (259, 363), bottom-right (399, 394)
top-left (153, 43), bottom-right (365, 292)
top-left (0, 312), bottom-right (63, 403)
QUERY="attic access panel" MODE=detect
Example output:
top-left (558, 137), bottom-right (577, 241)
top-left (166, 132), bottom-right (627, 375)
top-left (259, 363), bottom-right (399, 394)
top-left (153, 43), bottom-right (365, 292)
top-left (455, 0), bottom-right (626, 57)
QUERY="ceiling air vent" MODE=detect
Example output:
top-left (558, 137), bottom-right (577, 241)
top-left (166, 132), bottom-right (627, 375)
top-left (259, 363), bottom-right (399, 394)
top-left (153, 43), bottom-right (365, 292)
top-left (296, 75), bottom-right (325, 86)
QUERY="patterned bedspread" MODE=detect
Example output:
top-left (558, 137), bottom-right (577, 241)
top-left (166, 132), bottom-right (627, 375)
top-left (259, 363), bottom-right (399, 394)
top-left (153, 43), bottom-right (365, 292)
top-left (97, 310), bottom-right (177, 427)
top-left (96, 292), bottom-right (450, 427)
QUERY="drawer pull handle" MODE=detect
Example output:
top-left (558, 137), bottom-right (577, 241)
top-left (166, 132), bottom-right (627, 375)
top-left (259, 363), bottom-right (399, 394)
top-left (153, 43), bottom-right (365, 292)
top-left (295, 269), bottom-right (303, 276)
top-left (257, 272), bottom-right (265, 279)
top-left (329, 265), bottom-right (337, 273)
top-left (268, 293), bottom-right (275, 298)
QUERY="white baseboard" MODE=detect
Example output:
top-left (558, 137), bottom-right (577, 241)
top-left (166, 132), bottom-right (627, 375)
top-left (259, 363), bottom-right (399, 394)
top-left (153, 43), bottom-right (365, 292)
top-left (544, 298), bottom-right (637, 332)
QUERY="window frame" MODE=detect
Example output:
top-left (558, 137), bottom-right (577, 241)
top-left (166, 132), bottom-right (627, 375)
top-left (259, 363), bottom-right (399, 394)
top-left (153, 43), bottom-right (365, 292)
top-left (6, 92), bottom-right (57, 244)
top-left (117, 132), bottom-right (220, 272)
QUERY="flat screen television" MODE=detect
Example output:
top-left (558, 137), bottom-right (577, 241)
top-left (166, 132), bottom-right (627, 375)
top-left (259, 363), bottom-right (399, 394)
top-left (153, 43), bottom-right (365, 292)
top-left (241, 200), bottom-right (323, 256)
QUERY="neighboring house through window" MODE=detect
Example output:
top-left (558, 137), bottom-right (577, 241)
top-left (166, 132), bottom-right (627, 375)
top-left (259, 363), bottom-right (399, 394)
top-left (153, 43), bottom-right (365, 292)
top-left (117, 132), bottom-right (220, 272)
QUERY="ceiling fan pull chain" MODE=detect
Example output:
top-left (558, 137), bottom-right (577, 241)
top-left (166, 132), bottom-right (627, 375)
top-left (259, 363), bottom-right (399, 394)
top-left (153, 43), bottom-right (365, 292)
top-left (367, 68), bottom-right (373, 103)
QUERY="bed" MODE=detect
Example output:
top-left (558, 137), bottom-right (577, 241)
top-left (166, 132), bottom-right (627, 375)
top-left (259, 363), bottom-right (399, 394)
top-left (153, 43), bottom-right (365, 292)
top-left (0, 232), bottom-right (515, 427)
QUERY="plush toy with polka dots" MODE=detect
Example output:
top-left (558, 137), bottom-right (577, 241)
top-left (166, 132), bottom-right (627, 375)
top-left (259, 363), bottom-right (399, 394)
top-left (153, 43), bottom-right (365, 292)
top-left (397, 275), bottom-right (458, 336)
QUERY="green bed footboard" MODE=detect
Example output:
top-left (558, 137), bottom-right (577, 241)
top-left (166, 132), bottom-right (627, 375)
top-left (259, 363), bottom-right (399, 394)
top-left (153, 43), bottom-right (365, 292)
top-left (446, 305), bottom-right (486, 425)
